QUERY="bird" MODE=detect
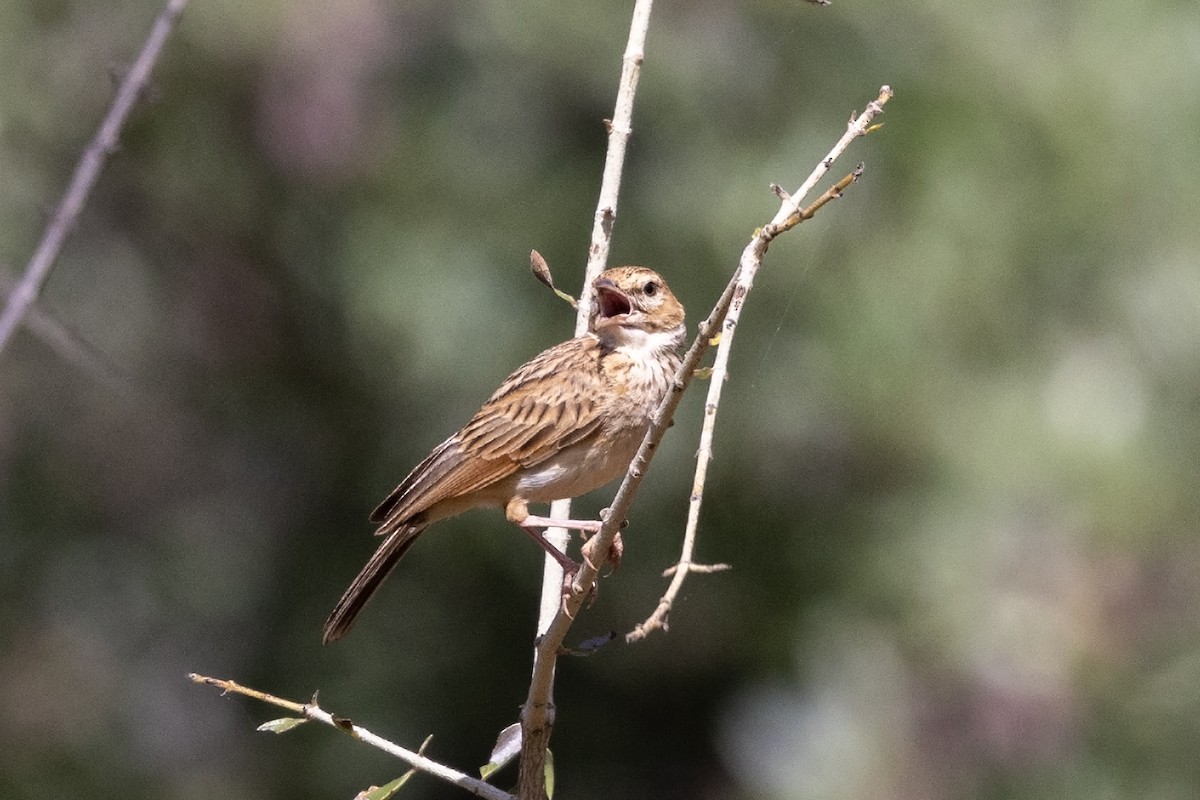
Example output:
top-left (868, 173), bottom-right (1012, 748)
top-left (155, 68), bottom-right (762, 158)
top-left (322, 266), bottom-right (686, 643)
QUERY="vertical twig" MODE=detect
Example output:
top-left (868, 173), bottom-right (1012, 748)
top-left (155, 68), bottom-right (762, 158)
top-left (575, 0), bottom-right (654, 333)
top-left (537, 0), bottom-right (655, 632)
top-left (0, 0), bottom-right (189, 357)
top-left (522, 4), bottom-right (655, 796)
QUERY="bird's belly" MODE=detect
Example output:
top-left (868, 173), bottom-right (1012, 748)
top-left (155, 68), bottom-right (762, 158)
top-left (514, 429), bottom-right (644, 504)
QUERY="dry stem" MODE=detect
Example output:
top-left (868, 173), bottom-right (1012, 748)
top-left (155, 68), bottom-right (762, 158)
top-left (189, 674), bottom-right (513, 800)
top-left (536, 0), bottom-right (655, 630)
top-left (520, 1), bottom-right (655, 798)
top-left (626, 165), bottom-right (867, 643)
top-left (0, 0), bottom-right (189, 356)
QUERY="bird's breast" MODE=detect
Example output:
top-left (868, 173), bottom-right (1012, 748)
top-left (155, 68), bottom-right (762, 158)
top-left (601, 344), bottom-right (680, 426)
top-left (513, 346), bottom-right (680, 504)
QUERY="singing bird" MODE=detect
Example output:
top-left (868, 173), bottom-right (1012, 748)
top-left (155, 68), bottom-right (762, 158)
top-left (323, 266), bottom-right (686, 643)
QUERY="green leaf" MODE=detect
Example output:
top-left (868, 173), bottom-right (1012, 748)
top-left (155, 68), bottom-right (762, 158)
top-left (354, 773), bottom-right (414, 800)
top-left (545, 748), bottom-right (555, 799)
top-left (256, 717), bottom-right (307, 735)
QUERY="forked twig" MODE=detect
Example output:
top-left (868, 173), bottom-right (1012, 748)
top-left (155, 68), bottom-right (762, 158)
top-left (627, 164), bottom-right (868, 643)
top-left (625, 89), bottom-right (892, 642)
top-left (525, 92), bottom-right (892, 774)
top-left (623, 90), bottom-right (891, 643)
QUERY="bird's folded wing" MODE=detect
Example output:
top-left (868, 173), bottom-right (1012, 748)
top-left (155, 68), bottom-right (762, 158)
top-left (370, 336), bottom-right (607, 529)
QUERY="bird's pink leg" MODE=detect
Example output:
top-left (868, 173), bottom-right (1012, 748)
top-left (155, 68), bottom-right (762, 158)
top-left (517, 514), bottom-right (602, 533)
top-left (505, 497), bottom-right (594, 572)
top-left (517, 524), bottom-right (581, 573)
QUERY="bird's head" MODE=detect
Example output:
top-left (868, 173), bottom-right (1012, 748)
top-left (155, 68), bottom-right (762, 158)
top-left (591, 266), bottom-right (686, 352)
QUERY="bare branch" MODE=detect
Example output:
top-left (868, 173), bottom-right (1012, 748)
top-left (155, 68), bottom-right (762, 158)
top-left (576, 0), bottom-right (654, 322)
top-left (0, 0), bottom-right (189, 357)
top-left (520, 2), bottom-right (656, 797)
top-left (535, 0), bottom-right (656, 631)
top-left (627, 163), bottom-right (871, 643)
top-left (188, 674), bottom-right (514, 800)
top-left (624, 87), bottom-right (892, 643)
top-left (765, 86), bottom-right (892, 238)
top-left (661, 562), bottom-right (731, 578)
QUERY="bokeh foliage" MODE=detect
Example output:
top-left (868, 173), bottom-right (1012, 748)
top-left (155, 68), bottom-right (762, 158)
top-left (3, 1), bottom-right (1200, 798)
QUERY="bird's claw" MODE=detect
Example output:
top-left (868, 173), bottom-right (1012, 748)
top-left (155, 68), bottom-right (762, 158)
top-left (581, 530), bottom-right (624, 576)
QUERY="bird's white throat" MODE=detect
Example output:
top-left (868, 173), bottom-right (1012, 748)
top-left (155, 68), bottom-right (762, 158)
top-left (608, 323), bottom-right (686, 357)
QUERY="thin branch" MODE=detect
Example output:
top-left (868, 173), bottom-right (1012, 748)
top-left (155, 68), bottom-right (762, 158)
top-left (188, 674), bottom-right (514, 800)
top-left (662, 562), bottom-right (732, 577)
top-left (577, 0), bottom-right (654, 327)
top-left (520, 2), bottom-right (655, 797)
top-left (0, 0), bottom-right (189, 357)
top-left (767, 88), bottom-right (892, 240)
top-left (536, 0), bottom-right (656, 634)
top-left (627, 165), bottom-right (866, 643)
top-left (625, 88), bottom-right (891, 642)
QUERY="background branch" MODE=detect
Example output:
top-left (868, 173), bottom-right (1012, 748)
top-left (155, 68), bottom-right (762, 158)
top-left (0, 0), bottom-right (189, 357)
top-left (0, 271), bottom-right (131, 391)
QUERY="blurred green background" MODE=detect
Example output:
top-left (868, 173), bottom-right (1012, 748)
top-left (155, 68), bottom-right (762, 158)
top-left (3, 0), bottom-right (1200, 798)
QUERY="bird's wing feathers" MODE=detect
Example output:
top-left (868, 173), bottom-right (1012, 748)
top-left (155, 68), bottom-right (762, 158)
top-left (368, 436), bottom-right (516, 525)
top-left (371, 336), bottom-right (607, 530)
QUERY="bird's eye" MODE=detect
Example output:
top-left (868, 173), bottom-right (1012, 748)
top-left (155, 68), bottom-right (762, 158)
top-left (643, 281), bottom-right (659, 296)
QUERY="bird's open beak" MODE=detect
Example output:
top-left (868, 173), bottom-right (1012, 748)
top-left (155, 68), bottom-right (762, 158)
top-left (593, 278), bottom-right (632, 328)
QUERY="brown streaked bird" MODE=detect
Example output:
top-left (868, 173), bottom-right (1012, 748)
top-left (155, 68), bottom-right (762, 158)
top-left (323, 266), bottom-right (686, 643)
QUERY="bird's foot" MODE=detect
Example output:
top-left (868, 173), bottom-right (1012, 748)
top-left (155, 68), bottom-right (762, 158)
top-left (560, 568), bottom-right (598, 611)
top-left (581, 530), bottom-right (624, 575)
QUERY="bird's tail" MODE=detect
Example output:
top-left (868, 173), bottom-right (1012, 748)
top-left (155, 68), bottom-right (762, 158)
top-left (322, 524), bottom-right (426, 644)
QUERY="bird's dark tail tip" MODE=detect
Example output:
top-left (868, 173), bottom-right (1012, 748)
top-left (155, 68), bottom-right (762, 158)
top-left (322, 525), bottom-right (424, 644)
